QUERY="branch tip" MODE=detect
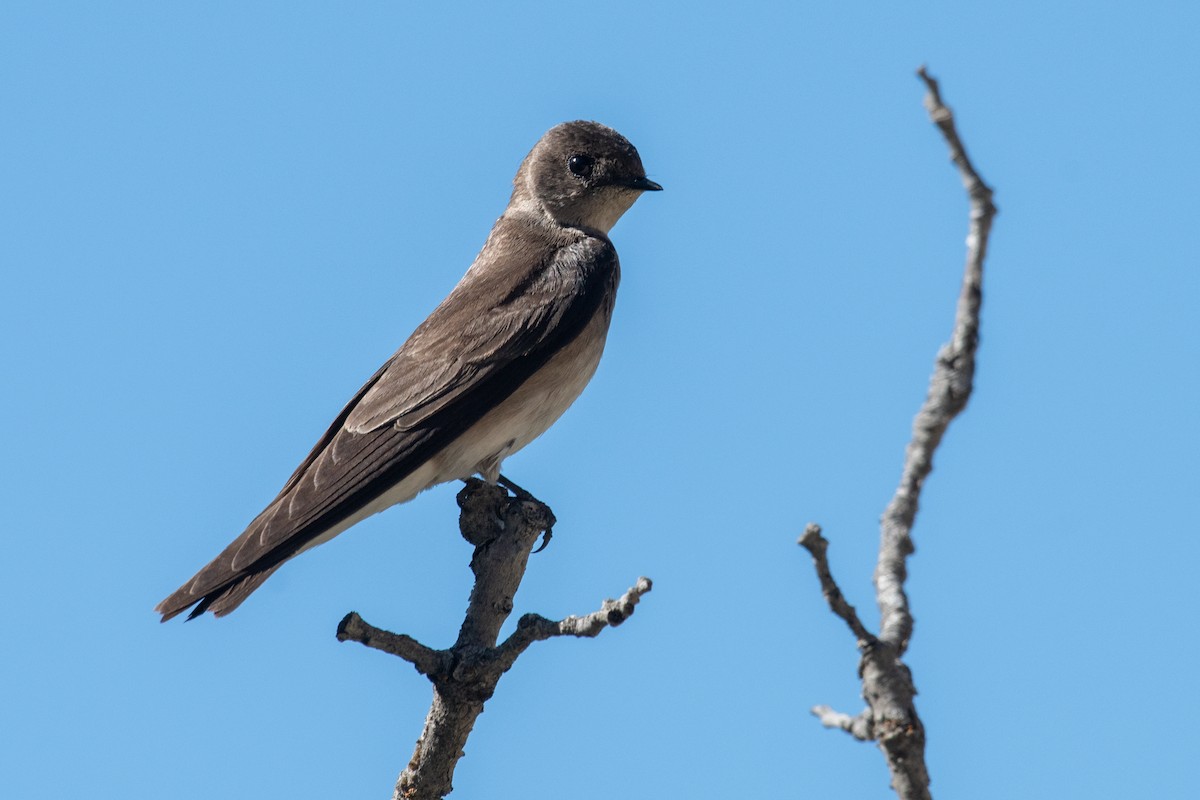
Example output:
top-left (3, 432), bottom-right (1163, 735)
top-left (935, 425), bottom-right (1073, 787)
top-left (798, 522), bottom-right (824, 550)
top-left (336, 611), bottom-right (361, 642)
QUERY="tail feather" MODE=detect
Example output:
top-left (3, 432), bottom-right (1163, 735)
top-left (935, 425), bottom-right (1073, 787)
top-left (156, 563), bottom-right (283, 622)
top-left (156, 499), bottom-right (292, 622)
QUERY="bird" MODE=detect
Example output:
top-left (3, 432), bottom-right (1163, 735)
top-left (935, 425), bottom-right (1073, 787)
top-left (156, 120), bottom-right (661, 622)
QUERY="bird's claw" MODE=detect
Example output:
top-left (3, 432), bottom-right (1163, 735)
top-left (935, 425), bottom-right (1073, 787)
top-left (497, 474), bottom-right (536, 503)
top-left (498, 474), bottom-right (554, 553)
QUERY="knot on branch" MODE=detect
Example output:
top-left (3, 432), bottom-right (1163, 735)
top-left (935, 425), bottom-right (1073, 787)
top-left (455, 479), bottom-right (511, 545)
top-left (456, 478), bottom-right (556, 553)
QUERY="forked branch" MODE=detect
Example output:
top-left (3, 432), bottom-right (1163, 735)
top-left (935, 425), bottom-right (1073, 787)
top-left (339, 480), bottom-right (652, 800)
top-left (799, 67), bottom-right (996, 800)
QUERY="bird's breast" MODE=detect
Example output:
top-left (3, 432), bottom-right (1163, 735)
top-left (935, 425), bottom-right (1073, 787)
top-left (429, 301), bottom-right (615, 484)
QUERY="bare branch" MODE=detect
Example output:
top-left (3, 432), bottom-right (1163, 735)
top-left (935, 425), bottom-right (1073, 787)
top-left (811, 705), bottom-right (874, 741)
top-left (338, 480), bottom-right (652, 800)
top-left (801, 67), bottom-right (995, 800)
top-left (493, 577), bottom-right (653, 670)
top-left (798, 524), bottom-right (875, 645)
top-left (876, 67), bottom-right (997, 654)
top-left (917, 66), bottom-right (997, 225)
top-left (337, 612), bottom-right (449, 678)
top-left (860, 641), bottom-right (928, 799)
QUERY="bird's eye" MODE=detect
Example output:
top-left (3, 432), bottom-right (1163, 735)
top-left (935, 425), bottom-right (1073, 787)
top-left (567, 154), bottom-right (594, 178)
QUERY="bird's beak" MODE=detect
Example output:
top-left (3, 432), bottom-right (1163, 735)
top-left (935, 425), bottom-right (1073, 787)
top-left (626, 176), bottom-right (663, 192)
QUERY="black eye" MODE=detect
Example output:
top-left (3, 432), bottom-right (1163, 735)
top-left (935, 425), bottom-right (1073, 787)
top-left (567, 154), bottom-right (594, 178)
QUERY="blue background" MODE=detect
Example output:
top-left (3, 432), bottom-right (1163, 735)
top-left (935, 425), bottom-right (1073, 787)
top-left (3, 2), bottom-right (1197, 798)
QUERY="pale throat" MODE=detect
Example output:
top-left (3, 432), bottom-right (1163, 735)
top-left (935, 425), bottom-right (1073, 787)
top-left (512, 172), bottom-right (639, 235)
top-left (581, 190), bottom-right (639, 234)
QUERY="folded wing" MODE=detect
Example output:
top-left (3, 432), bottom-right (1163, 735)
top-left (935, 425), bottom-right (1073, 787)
top-left (156, 229), bottom-right (617, 620)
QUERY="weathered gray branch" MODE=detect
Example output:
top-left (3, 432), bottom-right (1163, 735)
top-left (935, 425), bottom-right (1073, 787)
top-left (876, 66), bottom-right (995, 655)
top-left (337, 479), bottom-right (652, 800)
top-left (492, 576), bottom-right (653, 671)
top-left (811, 705), bottom-right (874, 741)
top-left (798, 524), bottom-right (875, 645)
top-left (799, 67), bottom-right (996, 800)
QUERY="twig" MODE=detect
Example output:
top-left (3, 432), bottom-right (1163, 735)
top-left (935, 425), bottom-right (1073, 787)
top-left (337, 479), bottom-right (652, 800)
top-left (876, 66), bottom-right (996, 654)
top-left (811, 705), bottom-right (874, 741)
top-left (493, 577), bottom-right (652, 671)
top-left (798, 525), bottom-right (874, 645)
top-left (337, 613), bottom-right (449, 677)
top-left (799, 67), bottom-right (996, 800)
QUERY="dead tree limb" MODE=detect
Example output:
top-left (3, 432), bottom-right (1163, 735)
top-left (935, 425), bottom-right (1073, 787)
top-left (338, 479), bottom-right (652, 800)
top-left (799, 67), bottom-right (996, 800)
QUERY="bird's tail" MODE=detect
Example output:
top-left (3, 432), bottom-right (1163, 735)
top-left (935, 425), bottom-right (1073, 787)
top-left (156, 563), bottom-right (283, 622)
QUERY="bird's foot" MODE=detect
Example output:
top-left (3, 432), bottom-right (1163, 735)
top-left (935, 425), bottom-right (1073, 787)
top-left (497, 474), bottom-right (537, 503)
top-left (498, 474), bottom-right (554, 552)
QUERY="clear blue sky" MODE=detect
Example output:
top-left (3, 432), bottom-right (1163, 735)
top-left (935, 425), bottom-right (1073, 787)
top-left (3, 2), bottom-right (1197, 798)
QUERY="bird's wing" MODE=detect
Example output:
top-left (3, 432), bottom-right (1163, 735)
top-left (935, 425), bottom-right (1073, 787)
top-left (157, 230), bottom-right (617, 620)
top-left (344, 238), bottom-right (614, 434)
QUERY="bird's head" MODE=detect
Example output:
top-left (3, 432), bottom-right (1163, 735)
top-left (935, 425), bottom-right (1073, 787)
top-left (513, 120), bottom-right (661, 235)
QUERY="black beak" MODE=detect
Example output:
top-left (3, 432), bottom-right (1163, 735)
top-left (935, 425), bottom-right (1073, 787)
top-left (626, 175), bottom-right (663, 192)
